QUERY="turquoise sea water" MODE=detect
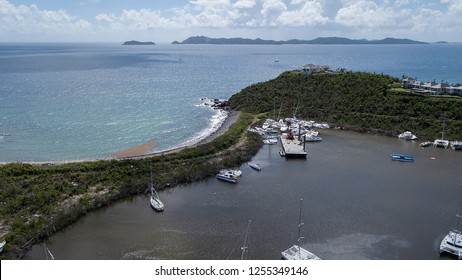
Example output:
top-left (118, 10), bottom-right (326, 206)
top-left (1, 43), bottom-right (462, 162)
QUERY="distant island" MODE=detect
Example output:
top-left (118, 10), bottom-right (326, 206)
top-left (173, 36), bottom-right (428, 45)
top-left (122, 40), bottom-right (156, 45)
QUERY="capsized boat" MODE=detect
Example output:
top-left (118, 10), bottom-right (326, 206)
top-left (440, 204), bottom-right (462, 259)
top-left (390, 154), bottom-right (414, 162)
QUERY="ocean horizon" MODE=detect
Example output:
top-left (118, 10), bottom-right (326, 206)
top-left (1, 42), bottom-right (462, 162)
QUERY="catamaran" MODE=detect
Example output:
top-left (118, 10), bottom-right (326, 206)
top-left (440, 204), bottom-right (462, 259)
top-left (281, 199), bottom-right (321, 260)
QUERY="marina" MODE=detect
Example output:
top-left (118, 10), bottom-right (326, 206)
top-left (24, 129), bottom-right (462, 260)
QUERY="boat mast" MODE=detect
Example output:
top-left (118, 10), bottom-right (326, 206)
top-left (150, 160), bottom-right (156, 198)
top-left (297, 199), bottom-right (305, 259)
top-left (241, 220), bottom-right (251, 260)
top-left (441, 114), bottom-right (446, 140)
top-left (454, 205), bottom-right (462, 245)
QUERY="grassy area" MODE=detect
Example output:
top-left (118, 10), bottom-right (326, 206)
top-left (0, 112), bottom-right (262, 259)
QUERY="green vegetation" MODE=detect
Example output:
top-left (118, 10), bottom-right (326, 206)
top-left (0, 113), bottom-right (262, 259)
top-left (229, 71), bottom-right (462, 140)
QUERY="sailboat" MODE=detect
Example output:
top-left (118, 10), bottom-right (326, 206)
top-left (281, 199), bottom-right (321, 260)
top-left (149, 161), bottom-right (164, 212)
top-left (440, 204), bottom-right (462, 259)
top-left (43, 243), bottom-right (55, 260)
top-left (434, 115), bottom-right (449, 148)
top-left (241, 220), bottom-right (251, 260)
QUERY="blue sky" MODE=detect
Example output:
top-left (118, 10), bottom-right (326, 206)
top-left (1, 0), bottom-right (461, 42)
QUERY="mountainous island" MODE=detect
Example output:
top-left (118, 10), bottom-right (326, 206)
top-left (174, 36), bottom-right (428, 45)
top-left (122, 40), bottom-right (156, 45)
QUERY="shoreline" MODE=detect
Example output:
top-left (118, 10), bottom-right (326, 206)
top-left (0, 110), bottom-right (241, 166)
top-left (120, 110), bottom-right (241, 159)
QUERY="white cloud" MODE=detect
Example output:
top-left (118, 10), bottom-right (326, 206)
top-left (1, 0), bottom-right (461, 42)
top-left (0, 0), bottom-right (91, 36)
top-left (233, 0), bottom-right (257, 9)
top-left (335, 1), bottom-right (411, 29)
top-left (277, 0), bottom-right (328, 26)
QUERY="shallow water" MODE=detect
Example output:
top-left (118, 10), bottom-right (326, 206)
top-left (25, 130), bottom-right (462, 260)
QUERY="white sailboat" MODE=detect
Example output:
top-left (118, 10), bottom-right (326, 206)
top-left (440, 204), bottom-right (462, 259)
top-left (149, 162), bottom-right (164, 212)
top-left (434, 115), bottom-right (449, 148)
top-left (241, 220), bottom-right (251, 260)
top-left (281, 199), bottom-right (320, 260)
top-left (43, 243), bottom-right (55, 260)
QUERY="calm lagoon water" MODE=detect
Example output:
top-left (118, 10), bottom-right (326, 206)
top-left (25, 130), bottom-right (462, 260)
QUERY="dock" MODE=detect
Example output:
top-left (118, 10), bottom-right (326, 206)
top-left (280, 135), bottom-right (307, 158)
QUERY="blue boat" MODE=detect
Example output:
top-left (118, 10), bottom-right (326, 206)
top-left (390, 154), bottom-right (414, 162)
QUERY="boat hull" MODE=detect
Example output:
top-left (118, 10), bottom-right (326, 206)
top-left (281, 245), bottom-right (321, 260)
top-left (440, 231), bottom-right (462, 259)
top-left (248, 162), bottom-right (262, 171)
top-left (390, 154), bottom-right (414, 162)
top-left (216, 174), bottom-right (237, 183)
top-left (150, 197), bottom-right (164, 211)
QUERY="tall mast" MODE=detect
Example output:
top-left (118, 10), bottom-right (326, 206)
top-left (297, 199), bottom-right (305, 259)
top-left (241, 220), bottom-right (251, 260)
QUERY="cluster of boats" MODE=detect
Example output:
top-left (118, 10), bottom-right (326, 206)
top-left (398, 131), bottom-right (462, 150)
top-left (249, 118), bottom-right (327, 144)
top-left (216, 162), bottom-right (262, 183)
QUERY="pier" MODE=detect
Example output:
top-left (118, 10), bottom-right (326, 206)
top-left (280, 133), bottom-right (307, 158)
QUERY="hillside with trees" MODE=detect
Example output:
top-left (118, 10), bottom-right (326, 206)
top-left (229, 71), bottom-right (462, 140)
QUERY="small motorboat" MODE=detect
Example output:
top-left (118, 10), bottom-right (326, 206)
top-left (216, 173), bottom-right (237, 183)
top-left (420, 141), bottom-right (432, 148)
top-left (390, 154), bottom-right (414, 162)
top-left (248, 162), bottom-right (262, 171)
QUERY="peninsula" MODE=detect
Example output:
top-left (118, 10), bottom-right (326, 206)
top-left (2, 68), bottom-right (461, 260)
top-left (174, 36), bottom-right (427, 45)
top-left (122, 40), bottom-right (156, 45)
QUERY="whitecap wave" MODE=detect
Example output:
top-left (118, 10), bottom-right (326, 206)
top-left (181, 108), bottom-right (228, 147)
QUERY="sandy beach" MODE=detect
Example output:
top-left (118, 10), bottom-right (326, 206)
top-left (119, 110), bottom-right (241, 158)
top-left (0, 110), bottom-right (241, 165)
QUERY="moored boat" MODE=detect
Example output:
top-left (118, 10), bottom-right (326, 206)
top-left (390, 154), bottom-right (414, 162)
top-left (216, 173), bottom-right (237, 183)
top-left (420, 141), bottom-right (432, 148)
top-left (440, 204), bottom-right (462, 259)
top-left (248, 162), bottom-right (262, 171)
top-left (398, 131), bottom-right (417, 140)
top-left (434, 139), bottom-right (449, 148)
top-left (281, 199), bottom-right (320, 260)
top-left (450, 141), bottom-right (462, 150)
top-left (149, 161), bottom-right (164, 212)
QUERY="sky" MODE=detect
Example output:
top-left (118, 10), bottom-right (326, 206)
top-left (1, 0), bottom-right (461, 42)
